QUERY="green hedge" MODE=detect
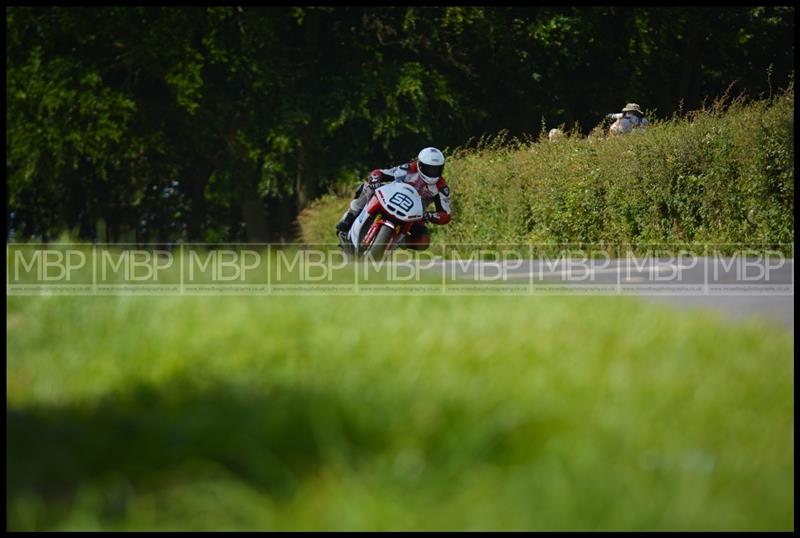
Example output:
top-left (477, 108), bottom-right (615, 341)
top-left (299, 89), bottom-right (794, 249)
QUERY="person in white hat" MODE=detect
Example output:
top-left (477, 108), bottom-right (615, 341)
top-left (548, 128), bottom-right (564, 142)
top-left (609, 103), bottom-right (649, 135)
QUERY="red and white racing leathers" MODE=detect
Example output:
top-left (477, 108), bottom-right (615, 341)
top-left (347, 160), bottom-right (451, 250)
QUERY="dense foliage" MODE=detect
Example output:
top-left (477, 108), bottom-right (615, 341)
top-left (300, 89), bottom-right (794, 248)
top-left (7, 7), bottom-right (794, 242)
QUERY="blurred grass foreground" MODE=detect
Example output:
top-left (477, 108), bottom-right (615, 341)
top-left (7, 292), bottom-right (793, 530)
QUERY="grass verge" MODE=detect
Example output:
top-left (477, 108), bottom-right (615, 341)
top-left (7, 293), bottom-right (793, 530)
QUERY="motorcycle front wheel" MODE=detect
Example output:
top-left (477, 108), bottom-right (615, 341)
top-left (365, 224), bottom-right (394, 260)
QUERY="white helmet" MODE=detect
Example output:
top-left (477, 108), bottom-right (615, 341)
top-left (417, 147), bottom-right (445, 185)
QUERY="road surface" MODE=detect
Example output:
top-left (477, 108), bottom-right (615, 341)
top-left (436, 256), bottom-right (794, 331)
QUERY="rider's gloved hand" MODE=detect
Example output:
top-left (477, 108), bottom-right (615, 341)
top-left (367, 171), bottom-right (382, 190)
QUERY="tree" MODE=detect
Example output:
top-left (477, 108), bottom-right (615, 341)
top-left (7, 7), bottom-right (794, 242)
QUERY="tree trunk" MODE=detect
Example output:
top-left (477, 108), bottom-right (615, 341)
top-left (107, 209), bottom-right (120, 243)
top-left (187, 160), bottom-right (214, 242)
top-left (277, 193), bottom-right (296, 242)
top-left (296, 8), bottom-right (323, 211)
top-left (240, 172), bottom-right (269, 243)
top-left (676, 17), bottom-right (702, 111)
top-left (296, 133), bottom-right (323, 210)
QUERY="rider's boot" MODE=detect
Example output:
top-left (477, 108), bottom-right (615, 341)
top-left (335, 210), bottom-right (357, 235)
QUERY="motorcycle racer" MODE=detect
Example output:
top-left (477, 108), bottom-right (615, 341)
top-left (335, 147), bottom-right (452, 251)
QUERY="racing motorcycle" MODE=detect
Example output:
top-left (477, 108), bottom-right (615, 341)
top-left (338, 179), bottom-right (425, 260)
